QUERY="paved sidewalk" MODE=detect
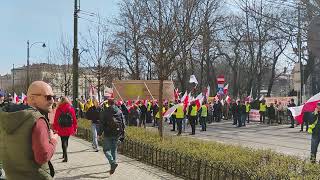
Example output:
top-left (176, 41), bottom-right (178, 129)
top-left (161, 120), bottom-right (312, 159)
top-left (52, 137), bottom-right (182, 180)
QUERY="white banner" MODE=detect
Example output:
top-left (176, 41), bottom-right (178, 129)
top-left (249, 109), bottom-right (260, 122)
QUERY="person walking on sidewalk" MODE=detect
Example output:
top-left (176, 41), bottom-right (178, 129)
top-left (0, 81), bottom-right (58, 180)
top-left (53, 96), bottom-right (77, 162)
top-left (288, 99), bottom-right (296, 128)
top-left (99, 99), bottom-right (125, 175)
top-left (86, 99), bottom-right (101, 152)
top-left (0, 93), bottom-right (6, 179)
top-left (308, 103), bottom-right (320, 163)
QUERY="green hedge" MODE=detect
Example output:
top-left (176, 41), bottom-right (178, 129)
top-left (77, 119), bottom-right (320, 179)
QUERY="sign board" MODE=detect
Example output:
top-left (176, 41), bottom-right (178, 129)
top-left (112, 80), bottom-right (175, 101)
top-left (264, 96), bottom-right (298, 106)
top-left (249, 109), bottom-right (260, 122)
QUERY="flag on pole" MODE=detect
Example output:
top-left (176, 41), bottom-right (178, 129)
top-left (288, 92), bottom-right (320, 124)
top-left (181, 91), bottom-right (188, 102)
top-left (259, 95), bottom-right (265, 101)
top-left (174, 88), bottom-right (180, 101)
top-left (223, 84), bottom-right (229, 95)
top-left (189, 75), bottom-right (198, 84)
top-left (205, 85), bottom-right (210, 98)
top-left (226, 95), bottom-right (231, 104)
top-left (13, 93), bottom-right (18, 104)
top-left (163, 103), bottom-right (181, 118)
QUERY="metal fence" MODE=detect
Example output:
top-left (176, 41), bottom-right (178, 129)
top-left (76, 127), bottom-right (248, 180)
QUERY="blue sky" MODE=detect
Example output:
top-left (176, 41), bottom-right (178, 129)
top-left (0, 0), bottom-right (119, 75)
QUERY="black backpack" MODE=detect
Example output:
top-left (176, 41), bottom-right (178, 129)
top-left (58, 111), bottom-right (73, 128)
top-left (102, 106), bottom-right (125, 136)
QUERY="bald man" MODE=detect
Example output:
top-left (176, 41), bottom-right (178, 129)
top-left (0, 81), bottom-right (58, 180)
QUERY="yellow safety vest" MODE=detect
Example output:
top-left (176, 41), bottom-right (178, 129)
top-left (308, 111), bottom-right (319, 134)
top-left (79, 102), bottom-right (84, 111)
top-left (176, 105), bottom-right (184, 119)
top-left (259, 103), bottom-right (266, 112)
top-left (201, 105), bottom-right (207, 117)
top-left (246, 104), bottom-right (250, 113)
top-left (156, 107), bottom-right (165, 119)
top-left (147, 102), bottom-right (151, 111)
top-left (190, 106), bottom-right (198, 116)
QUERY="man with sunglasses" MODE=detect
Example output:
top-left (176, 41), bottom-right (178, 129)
top-left (0, 81), bottom-right (58, 179)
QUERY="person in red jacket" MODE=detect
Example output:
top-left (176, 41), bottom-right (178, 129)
top-left (53, 96), bottom-right (77, 162)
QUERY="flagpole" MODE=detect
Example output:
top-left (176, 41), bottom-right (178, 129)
top-left (112, 83), bottom-right (124, 102)
top-left (144, 82), bottom-right (155, 100)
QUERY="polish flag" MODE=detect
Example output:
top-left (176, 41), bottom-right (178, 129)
top-left (203, 85), bottom-right (210, 99)
top-left (22, 93), bottom-right (27, 102)
top-left (195, 92), bottom-right (205, 109)
top-left (226, 95), bottom-right (231, 104)
top-left (181, 91), bottom-right (188, 102)
top-left (163, 103), bottom-right (181, 118)
top-left (183, 93), bottom-right (191, 111)
top-left (13, 93), bottom-right (18, 104)
top-left (174, 88), bottom-right (180, 101)
top-left (288, 92), bottom-right (320, 124)
top-left (223, 84), bottom-right (229, 95)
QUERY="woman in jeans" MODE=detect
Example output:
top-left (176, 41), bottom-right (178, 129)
top-left (53, 97), bottom-right (78, 162)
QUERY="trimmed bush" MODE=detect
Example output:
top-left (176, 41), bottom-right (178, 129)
top-left (77, 119), bottom-right (320, 179)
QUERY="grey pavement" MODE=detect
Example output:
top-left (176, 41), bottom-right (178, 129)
top-left (159, 120), bottom-right (313, 159)
top-left (52, 136), bottom-right (183, 180)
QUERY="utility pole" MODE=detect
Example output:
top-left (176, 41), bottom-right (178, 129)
top-left (72, 0), bottom-right (79, 107)
top-left (27, 40), bottom-right (30, 90)
top-left (297, 4), bottom-right (303, 105)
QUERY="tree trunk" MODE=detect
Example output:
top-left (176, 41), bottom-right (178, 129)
top-left (266, 63), bottom-right (276, 97)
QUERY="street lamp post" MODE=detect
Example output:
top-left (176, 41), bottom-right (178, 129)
top-left (26, 40), bottom-right (46, 89)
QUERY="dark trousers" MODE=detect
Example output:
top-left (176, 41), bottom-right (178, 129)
top-left (311, 135), bottom-right (320, 163)
top-left (200, 117), bottom-right (207, 131)
top-left (260, 111), bottom-right (266, 123)
top-left (290, 115), bottom-right (295, 127)
top-left (278, 111), bottom-right (284, 124)
top-left (146, 111), bottom-right (152, 123)
top-left (139, 113), bottom-right (146, 127)
top-left (176, 118), bottom-right (183, 134)
top-left (247, 112), bottom-right (250, 123)
top-left (61, 136), bottom-right (70, 161)
top-left (171, 116), bottom-right (176, 131)
top-left (233, 114), bottom-right (237, 125)
top-left (189, 116), bottom-right (196, 134)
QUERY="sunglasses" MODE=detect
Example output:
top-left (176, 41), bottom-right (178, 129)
top-left (32, 94), bottom-right (56, 101)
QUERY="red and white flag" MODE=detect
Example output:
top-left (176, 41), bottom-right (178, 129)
top-left (288, 92), bottom-right (320, 124)
top-left (13, 93), bottom-right (18, 104)
top-left (223, 84), bottom-right (229, 95)
top-left (22, 93), bottom-right (27, 102)
top-left (204, 85), bottom-right (210, 98)
top-left (226, 95), bottom-right (231, 104)
top-left (174, 88), bottom-right (180, 101)
top-left (163, 103), bottom-right (182, 118)
top-left (181, 91), bottom-right (188, 102)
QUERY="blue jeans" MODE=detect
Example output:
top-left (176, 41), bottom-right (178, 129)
top-left (91, 123), bottom-right (100, 150)
top-left (241, 114), bottom-right (247, 126)
top-left (103, 136), bottom-right (119, 165)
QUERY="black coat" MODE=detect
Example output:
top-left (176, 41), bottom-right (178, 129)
top-left (86, 106), bottom-right (100, 124)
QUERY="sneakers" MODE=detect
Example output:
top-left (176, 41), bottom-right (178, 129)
top-left (110, 163), bottom-right (118, 175)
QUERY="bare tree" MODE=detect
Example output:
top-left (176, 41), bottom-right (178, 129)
top-left (81, 18), bottom-right (114, 102)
